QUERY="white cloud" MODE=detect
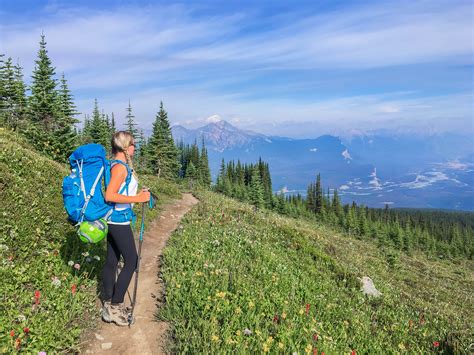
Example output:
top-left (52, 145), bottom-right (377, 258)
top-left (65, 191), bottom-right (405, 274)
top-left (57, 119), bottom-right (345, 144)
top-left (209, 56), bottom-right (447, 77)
top-left (0, 1), bottom-right (472, 137)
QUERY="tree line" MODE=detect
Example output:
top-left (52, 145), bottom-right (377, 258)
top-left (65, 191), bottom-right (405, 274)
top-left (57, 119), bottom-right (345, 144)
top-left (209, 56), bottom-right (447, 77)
top-left (214, 158), bottom-right (273, 209)
top-left (215, 160), bottom-right (474, 260)
top-left (0, 34), bottom-right (208, 182)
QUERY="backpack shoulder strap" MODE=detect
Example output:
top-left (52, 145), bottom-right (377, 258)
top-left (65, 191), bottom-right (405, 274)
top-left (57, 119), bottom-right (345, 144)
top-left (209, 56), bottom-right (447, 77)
top-left (109, 159), bottom-right (132, 194)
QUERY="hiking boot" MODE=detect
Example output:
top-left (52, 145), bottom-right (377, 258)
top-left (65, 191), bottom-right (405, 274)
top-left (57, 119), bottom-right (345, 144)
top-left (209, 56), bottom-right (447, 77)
top-left (100, 301), bottom-right (112, 323)
top-left (107, 303), bottom-right (129, 326)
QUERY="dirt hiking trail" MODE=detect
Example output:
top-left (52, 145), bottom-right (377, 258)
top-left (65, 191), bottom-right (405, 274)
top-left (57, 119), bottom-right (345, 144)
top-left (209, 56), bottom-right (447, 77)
top-left (83, 193), bottom-right (199, 354)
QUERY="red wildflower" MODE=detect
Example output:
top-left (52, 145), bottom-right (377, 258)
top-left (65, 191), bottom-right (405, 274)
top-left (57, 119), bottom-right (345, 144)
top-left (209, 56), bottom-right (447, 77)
top-left (15, 338), bottom-right (21, 349)
top-left (313, 348), bottom-right (318, 355)
top-left (312, 333), bottom-right (318, 341)
top-left (34, 290), bottom-right (41, 305)
top-left (71, 284), bottom-right (77, 295)
top-left (321, 352), bottom-right (325, 355)
top-left (23, 328), bottom-right (30, 334)
top-left (351, 350), bottom-right (356, 355)
top-left (10, 330), bottom-right (14, 337)
top-left (273, 314), bottom-right (279, 323)
top-left (305, 303), bottom-right (310, 315)
top-left (433, 341), bottom-right (440, 347)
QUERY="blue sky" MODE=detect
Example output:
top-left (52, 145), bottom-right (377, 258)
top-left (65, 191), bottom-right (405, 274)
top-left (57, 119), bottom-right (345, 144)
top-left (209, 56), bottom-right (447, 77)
top-left (0, 0), bottom-right (472, 138)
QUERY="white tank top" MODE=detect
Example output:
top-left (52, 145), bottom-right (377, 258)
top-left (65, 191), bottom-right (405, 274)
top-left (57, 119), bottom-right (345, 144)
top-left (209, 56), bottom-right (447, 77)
top-left (108, 167), bottom-right (138, 225)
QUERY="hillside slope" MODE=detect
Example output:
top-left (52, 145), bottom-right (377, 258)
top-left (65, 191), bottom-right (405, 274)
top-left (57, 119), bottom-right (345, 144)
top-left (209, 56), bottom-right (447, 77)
top-left (0, 128), bottom-right (181, 352)
top-left (159, 189), bottom-right (473, 353)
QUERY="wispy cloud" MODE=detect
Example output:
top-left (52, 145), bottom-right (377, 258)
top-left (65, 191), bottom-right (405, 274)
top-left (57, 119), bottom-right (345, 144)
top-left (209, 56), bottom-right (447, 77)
top-left (0, 0), bottom-right (472, 137)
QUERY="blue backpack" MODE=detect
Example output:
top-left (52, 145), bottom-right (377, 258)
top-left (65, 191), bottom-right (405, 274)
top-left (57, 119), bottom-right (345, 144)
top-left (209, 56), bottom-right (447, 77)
top-left (62, 144), bottom-right (136, 225)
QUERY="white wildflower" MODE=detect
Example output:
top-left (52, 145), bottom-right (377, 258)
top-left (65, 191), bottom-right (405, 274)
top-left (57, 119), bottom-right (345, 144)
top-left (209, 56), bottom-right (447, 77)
top-left (68, 260), bottom-right (74, 266)
top-left (93, 255), bottom-right (100, 261)
top-left (81, 251), bottom-right (89, 257)
top-left (51, 277), bottom-right (61, 287)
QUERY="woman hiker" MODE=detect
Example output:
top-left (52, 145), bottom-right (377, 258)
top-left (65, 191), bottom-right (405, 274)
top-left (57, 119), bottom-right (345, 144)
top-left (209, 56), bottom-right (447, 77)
top-left (101, 131), bottom-right (150, 326)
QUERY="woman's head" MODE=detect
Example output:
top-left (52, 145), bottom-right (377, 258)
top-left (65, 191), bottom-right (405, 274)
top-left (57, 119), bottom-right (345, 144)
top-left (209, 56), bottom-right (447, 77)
top-left (111, 131), bottom-right (135, 156)
top-left (111, 131), bottom-right (137, 178)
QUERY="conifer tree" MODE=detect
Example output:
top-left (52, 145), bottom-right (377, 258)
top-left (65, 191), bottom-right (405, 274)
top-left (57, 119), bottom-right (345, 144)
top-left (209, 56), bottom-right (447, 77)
top-left (29, 34), bottom-right (58, 131)
top-left (315, 173), bottom-right (323, 214)
top-left (124, 100), bottom-right (138, 138)
top-left (148, 102), bottom-right (179, 178)
top-left (89, 99), bottom-right (109, 146)
top-left (249, 166), bottom-right (265, 209)
top-left (199, 138), bottom-right (212, 187)
top-left (53, 72), bottom-right (79, 159)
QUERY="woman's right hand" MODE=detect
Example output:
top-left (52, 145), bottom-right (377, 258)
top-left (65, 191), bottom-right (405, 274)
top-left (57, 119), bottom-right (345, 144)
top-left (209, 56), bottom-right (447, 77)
top-left (136, 189), bottom-right (151, 203)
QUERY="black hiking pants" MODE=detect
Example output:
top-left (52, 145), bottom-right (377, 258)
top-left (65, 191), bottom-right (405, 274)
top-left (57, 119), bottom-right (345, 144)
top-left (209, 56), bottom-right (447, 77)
top-left (102, 224), bottom-right (138, 304)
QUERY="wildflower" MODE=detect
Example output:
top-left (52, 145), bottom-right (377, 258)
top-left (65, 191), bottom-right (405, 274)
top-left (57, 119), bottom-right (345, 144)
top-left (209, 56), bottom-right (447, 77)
top-left (351, 350), bottom-right (356, 355)
top-left (235, 307), bottom-right (242, 315)
top-left (216, 291), bottom-right (226, 298)
top-left (74, 263), bottom-right (80, 270)
top-left (278, 342), bottom-right (284, 349)
top-left (34, 290), bottom-right (41, 305)
top-left (305, 344), bottom-right (312, 354)
top-left (23, 328), bottom-right (30, 334)
top-left (71, 284), bottom-right (77, 295)
top-left (433, 341), bottom-right (440, 347)
top-left (255, 329), bottom-right (261, 336)
top-left (243, 328), bottom-right (252, 336)
top-left (93, 255), bottom-right (100, 261)
top-left (299, 309), bottom-right (304, 315)
top-left (38, 352), bottom-right (47, 355)
top-left (263, 343), bottom-right (270, 352)
top-left (313, 333), bottom-right (318, 341)
top-left (15, 338), bottom-right (21, 350)
top-left (321, 352), bottom-right (325, 355)
top-left (51, 277), bottom-right (61, 287)
top-left (305, 303), bottom-right (311, 315)
top-left (313, 349), bottom-right (318, 355)
top-left (81, 251), bottom-right (89, 257)
top-left (266, 336), bottom-right (274, 343)
top-left (176, 284), bottom-right (181, 289)
top-left (282, 312), bottom-right (287, 319)
top-left (273, 314), bottom-right (279, 323)
top-left (10, 330), bottom-right (14, 337)
top-left (17, 314), bottom-right (26, 322)
top-left (236, 330), bottom-right (241, 336)
top-left (248, 301), bottom-right (255, 309)
top-left (211, 335), bottom-right (219, 342)
top-left (68, 260), bottom-right (74, 266)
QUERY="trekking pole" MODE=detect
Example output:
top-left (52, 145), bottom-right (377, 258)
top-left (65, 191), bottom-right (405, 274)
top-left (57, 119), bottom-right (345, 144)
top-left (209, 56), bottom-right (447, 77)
top-left (128, 202), bottom-right (146, 326)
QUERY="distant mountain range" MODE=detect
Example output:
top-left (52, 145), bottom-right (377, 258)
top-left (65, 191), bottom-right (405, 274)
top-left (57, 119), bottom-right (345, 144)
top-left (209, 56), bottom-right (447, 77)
top-left (172, 120), bottom-right (474, 211)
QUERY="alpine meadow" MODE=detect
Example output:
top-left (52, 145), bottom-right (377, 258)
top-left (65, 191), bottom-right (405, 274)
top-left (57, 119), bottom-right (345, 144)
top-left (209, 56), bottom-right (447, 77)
top-left (1, 3), bottom-right (473, 353)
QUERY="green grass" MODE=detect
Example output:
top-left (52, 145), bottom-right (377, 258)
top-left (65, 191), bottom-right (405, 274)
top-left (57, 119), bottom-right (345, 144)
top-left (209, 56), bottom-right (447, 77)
top-left (158, 189), bottom-right (473, 354)
top-left (0, 128), bottom-right (181, 352)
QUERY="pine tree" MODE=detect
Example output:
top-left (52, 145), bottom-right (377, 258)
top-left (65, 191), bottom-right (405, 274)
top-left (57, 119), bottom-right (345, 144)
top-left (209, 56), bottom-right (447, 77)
top-left (249, 166), bottom-right (265, 209)
top-left (124, 100), bottom-right (138, 138)
top-left (89, 99), bottom-right (109, 146)
top-left (148, 102), bottom-right (179, 178)
top-left (1, 57), bottom-right (19, 128)
top-left (53, 72), bottom-right (79, 159)
top-left (315, 173), bottom-right (323, 214)
top-left (199, 138), bottom-right (212, 187)
top-left (29, 34), bottom-right (58, 131)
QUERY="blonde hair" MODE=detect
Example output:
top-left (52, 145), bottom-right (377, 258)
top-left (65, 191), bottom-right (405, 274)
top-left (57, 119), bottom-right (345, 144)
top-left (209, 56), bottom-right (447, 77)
top-left (111, 131), bottom-right (138, 180)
